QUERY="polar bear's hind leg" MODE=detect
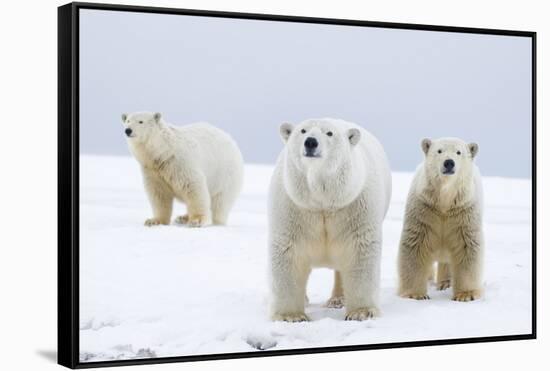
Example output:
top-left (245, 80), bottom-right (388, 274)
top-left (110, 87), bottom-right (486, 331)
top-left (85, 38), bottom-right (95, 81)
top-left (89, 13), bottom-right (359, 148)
top-left (211, 193), bottom-right (229, 225)
top-left (211, 188), bottom-right (240, 226)
top-left (175, 177), bottom-right (212, 228)
top-left (326, 271), bottom-right (345, 308)
top-left (436, 262), bottom-right (451, 291)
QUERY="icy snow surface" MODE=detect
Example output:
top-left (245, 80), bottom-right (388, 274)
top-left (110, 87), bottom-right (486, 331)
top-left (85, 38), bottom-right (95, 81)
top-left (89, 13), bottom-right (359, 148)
top-left (79, 155), bottom-right (532, 361)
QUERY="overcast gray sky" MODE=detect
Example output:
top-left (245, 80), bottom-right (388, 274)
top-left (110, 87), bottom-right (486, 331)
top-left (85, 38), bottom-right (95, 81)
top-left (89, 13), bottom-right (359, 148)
top-left (79, 9), bottom-right (532, 178)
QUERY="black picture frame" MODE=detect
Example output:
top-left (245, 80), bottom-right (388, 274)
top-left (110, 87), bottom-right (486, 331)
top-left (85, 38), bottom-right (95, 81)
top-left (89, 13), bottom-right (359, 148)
top-left (58, 2), bottom-right (537, 369)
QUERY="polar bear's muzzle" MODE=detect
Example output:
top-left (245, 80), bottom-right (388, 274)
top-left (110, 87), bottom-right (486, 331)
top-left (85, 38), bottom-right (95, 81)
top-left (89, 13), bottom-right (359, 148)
top-left (442, 159), bottom-right (455, 175)
top-left (303, 137), bottom-right (321, 158)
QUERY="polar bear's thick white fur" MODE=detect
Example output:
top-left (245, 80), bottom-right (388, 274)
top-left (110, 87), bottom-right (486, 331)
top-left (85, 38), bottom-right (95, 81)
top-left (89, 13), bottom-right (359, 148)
top-left (268, 118), bottom-right (392, 321)
top-left (121, 112), bottom-right (243, 227)
top-left (398, 137), bottom-right (484, 302)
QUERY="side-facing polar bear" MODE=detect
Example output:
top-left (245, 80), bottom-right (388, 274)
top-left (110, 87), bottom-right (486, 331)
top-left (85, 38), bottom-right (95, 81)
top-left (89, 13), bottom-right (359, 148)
top-left (398, 137), bottom-right (483, 301)
top-left (121, 112), bottom-right (243, 227)
top-left (268, 118), bottom-right (392, 321)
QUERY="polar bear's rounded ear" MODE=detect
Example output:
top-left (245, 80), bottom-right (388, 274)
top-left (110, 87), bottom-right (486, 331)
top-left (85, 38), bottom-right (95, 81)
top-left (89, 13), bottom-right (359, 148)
top-left (153, 112), bottom-right (162, 122)
top-left (121, 113), bottom-right (128, 122)
top-left (279, 123), bottom-right (293, 143)
top-left (421, 138), bottom-right (432, 155)
top-left (468, 142), bottom-right (479, 158)
top-left (347, 128), bottom-right (361, 146)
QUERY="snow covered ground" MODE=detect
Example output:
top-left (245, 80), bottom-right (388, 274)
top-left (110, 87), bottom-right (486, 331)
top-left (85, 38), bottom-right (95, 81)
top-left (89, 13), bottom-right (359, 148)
top-left (79, 155), bottom-right (533, 362)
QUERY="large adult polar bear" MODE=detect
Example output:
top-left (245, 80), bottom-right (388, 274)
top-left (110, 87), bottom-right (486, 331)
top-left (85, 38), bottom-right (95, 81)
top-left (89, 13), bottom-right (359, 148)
top-left (121, 112), bottom-right (243, 227)
top-left (268, 118), bottom-right (392, 321)
top-left (398, 137), bottom-right (483, 302)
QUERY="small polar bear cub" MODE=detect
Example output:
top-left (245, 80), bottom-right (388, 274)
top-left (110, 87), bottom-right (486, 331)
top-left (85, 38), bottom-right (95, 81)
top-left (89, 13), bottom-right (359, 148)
top-left (268, 118), bottom-right (392, 322)
top-left (121, 112), bottom-right (243, 227)
top-left (398, 137), bottom-right (483, 302)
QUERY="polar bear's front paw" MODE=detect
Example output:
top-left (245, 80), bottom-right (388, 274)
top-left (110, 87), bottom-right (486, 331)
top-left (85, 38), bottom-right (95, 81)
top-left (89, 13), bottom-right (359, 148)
top-left (144, 218), bottom-right (168, 226)
top-left (272, 312), bottom-right (310, 322)
top-left (325, 296), bottom-right (345, 308)
top-left (345, 307), bottom-right (379, 321)
top-left (436, 280), bottom-right (451, 291)
top-left (187, 214), bottom-right (210, 228)
top-left (452, 289), bottom-right (481, 302)
top-left (174, 215), bottom-right (189, 225)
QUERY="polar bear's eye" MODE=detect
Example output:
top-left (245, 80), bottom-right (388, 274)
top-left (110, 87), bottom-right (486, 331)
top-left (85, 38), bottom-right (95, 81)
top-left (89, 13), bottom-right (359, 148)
top-left (457, 151), bottom-right (461, 155)
top-left (326, 131), bottom-right (333, 137)
top-left (301, 129), bottom-right (306, 134)
top-left (138, 120), bottom-right (144, 124)
top-left (437, 149), bottom-right (442, 154)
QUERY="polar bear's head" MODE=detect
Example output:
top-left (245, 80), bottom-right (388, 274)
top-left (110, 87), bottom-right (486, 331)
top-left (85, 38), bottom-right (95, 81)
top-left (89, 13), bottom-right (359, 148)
top-left (280, 119), bottom-right (361, 170)
top-left (279, 118), bottom-right (365, 210)
top-left (121, 112), bottom-right (163, 143)
top-left (421, 137), bottom-right (479, 181)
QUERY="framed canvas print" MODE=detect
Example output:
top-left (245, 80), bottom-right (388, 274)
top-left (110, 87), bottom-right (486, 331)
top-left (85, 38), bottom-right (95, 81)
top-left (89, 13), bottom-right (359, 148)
top-left (58, 2), bottom-right (536, 368)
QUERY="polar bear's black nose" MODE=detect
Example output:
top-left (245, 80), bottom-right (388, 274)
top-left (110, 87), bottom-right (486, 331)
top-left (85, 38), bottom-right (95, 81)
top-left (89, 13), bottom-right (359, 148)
top-left (125, 128), bottom-right (132, 137)
top-left (443, 159), bottom-right (455, 170)
top-left (304, 137), bottom-right (318, 149)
